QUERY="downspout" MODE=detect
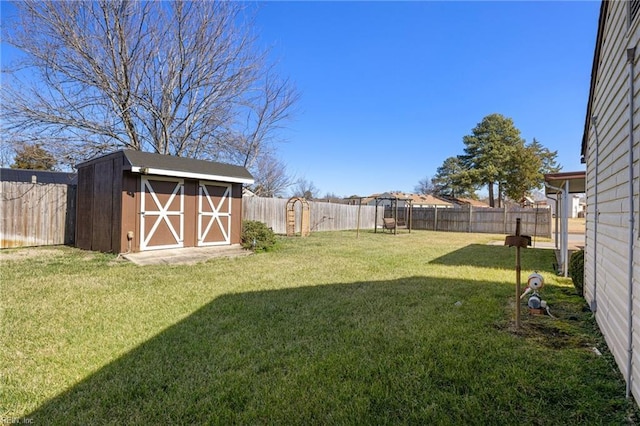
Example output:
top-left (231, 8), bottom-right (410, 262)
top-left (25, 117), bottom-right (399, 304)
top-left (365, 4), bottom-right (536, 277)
top-left (545, 189), bottom-right (560, 249)
top-left (591, 115), bottom-right (601, 312)
top-left (564, 180), bottom-right (569, 277)
top-left (545, 182), bottom-right (566, 275)
top-left (626, 46), bottom-right (636, 400)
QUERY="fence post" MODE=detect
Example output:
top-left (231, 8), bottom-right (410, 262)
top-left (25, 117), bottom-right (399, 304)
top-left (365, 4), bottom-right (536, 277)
top-left (434, 206), bottom-right (438, 231)
top-left (503, 207), bottom-right (507, 234)
top-left (468, 205), bottom-right (473, 233)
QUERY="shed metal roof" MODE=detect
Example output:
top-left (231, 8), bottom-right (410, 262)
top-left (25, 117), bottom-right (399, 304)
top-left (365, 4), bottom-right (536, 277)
top-left (79, 150), bottom-right (254, 184)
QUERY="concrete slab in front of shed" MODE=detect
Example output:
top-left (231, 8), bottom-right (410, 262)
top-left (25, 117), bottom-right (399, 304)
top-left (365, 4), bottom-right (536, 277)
top-left (123, 244), bottom-right (251, 266)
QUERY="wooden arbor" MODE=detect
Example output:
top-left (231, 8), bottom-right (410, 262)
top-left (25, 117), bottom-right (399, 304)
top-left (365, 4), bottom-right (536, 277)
top-left (286, 197), bottom-right (310, 237)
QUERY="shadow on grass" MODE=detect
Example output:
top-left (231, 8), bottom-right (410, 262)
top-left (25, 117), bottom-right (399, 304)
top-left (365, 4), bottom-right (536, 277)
top-left (27, 276), bottom-right (628, 424)
top-left (430, 244), bottom-right (557, 271)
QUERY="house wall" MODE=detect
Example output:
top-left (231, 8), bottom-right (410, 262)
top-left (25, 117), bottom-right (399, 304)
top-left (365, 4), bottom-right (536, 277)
top-left (584, 0), bottom-right (640, 401)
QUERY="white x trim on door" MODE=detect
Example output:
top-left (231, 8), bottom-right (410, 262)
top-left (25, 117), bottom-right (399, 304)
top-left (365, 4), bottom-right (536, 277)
top-left (198, 182), bottom-right (231, 246)
top-left (140, 177), bottom-right (185, 250)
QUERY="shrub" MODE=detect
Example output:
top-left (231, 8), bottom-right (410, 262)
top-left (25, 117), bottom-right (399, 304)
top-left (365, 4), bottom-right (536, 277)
top-left (241, 220), bottom-right (277, 252)
top-left (569, 250), bottom-right (584, 296)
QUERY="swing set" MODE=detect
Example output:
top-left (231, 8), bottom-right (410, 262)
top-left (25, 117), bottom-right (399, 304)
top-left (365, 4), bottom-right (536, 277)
top-left (374, 195), bottom-right (413, 234)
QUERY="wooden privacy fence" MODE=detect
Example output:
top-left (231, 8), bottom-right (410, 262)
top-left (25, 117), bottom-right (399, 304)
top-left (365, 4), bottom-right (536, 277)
top-left (1, 181), bottom-right (77, 248)
top-left (243, 197), bottom-right (381, 234)
top-left (399, 206), bottom-right (552, 237)
top-left (1, 182), bottom-right (551, 249)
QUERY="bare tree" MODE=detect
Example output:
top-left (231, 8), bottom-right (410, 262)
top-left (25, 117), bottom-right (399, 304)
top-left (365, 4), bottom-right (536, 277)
top-left (1, 1), bottom-right (297, 169)
top-left (224, 70), bottom-right (299, 170)
top-left (291, 178), bottom-right (318, 200)
top-left (414, 176), bottom-right (435, 195)
top-left (248, 152), bottom-right (294, 197)
top-left (0, 142), bottom-right (16, 168)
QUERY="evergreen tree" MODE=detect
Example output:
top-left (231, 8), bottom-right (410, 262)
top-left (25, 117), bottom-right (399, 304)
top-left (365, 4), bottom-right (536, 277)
top-left (431, 156), bottom-right (477, 198)
top-left (460, 113), bottom-right (523, 207)
top-left (504, 138), bottom-right (561, 201)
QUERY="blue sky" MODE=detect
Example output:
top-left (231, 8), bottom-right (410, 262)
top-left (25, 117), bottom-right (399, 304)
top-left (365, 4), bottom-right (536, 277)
top-left (1, 1), bottom-right (600, 197)
top-left (253, 1), bottom-right (600, 197)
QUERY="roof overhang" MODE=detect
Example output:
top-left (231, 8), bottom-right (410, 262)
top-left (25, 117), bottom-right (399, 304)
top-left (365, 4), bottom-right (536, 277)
top-left (581, 1), bottom-right (609, 162)
top-left (544, 171), bottom-right (586, 196)
top-left (129, 166), bottom-right (254, 184)
top-left (121, 150), bottom-right (254, 185)
top-left (76, 150), bottom-right (255, 185)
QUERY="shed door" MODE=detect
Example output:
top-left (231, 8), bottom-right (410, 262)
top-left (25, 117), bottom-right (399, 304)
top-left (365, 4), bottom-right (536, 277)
top-left (198, 182), bottom-right (231, 246)
top-left (140, 177), bottom-right (184, 251)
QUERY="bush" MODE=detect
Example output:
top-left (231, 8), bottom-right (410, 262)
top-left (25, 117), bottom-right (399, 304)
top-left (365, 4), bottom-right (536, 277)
top-left (241, 220), bottom-right (277, 252)
top-left (569, 250), bottom-right (584, 296)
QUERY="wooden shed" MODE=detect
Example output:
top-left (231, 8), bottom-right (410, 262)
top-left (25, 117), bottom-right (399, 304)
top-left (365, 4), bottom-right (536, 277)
top-left (75, 150), bottom-right (254, 253)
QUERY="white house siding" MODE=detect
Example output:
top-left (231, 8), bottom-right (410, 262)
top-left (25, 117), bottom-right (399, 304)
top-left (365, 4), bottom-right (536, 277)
top-left (584, 1), bottom-right (640, 401)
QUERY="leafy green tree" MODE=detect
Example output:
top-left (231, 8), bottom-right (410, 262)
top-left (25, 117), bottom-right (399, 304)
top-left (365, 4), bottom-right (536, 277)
top-left (460, 113), bottom-right (522, 207)
top-left (10, 143), bottom-right (56, 170)
top-left (504, 138), bottom-right (560, 201)
top-left (431, 156), bottom-right (477, 199)
top-left (532, 138), bottom-right (561, 176)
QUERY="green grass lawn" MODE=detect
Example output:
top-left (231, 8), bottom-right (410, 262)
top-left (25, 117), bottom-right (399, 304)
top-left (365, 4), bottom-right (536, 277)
top-left (1, 230), bottom-right (636, 424)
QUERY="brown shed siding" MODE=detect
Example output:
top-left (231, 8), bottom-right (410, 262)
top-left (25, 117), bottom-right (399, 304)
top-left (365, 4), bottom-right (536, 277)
top-left (120, 173), bottom-right (139, 253)
top-left (111, 158), bottom-right (124, 252)
top-left (184, 179), bottom-right (197, 248)
top-left (91, 159), bottom-right (114, 252)
top-left (76, 153), bottom-right (126, 253)
top-left (231, 183), bottom-right (243, 244)
top-left (76, 166), bottom-right (94, 250)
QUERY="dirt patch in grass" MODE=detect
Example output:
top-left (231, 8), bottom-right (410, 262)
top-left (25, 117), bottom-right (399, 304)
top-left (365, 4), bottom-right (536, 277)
top-left (0, 246), bottom-right (101, 263)
top-left (0, 247), bottom-right (66, 261)
top-left (516, 318), bottom-right (594, 350)
top-left (498, 318), bottom-right (595, 351)
top-left (499, 295), bottom-right (596, 351)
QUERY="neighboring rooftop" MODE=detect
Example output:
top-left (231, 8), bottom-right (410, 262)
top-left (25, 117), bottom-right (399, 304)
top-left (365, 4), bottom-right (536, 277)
top-left (0, 168), bottom-right (78, 185)
top-left (386, 192), bottom-right (453, 207)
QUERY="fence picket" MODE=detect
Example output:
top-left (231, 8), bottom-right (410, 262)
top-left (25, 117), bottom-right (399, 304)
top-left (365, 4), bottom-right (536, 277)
top-left (1, 182), bottom-right (76, 248)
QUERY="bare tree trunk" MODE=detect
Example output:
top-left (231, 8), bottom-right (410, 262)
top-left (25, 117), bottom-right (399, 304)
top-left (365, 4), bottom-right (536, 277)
top-left (488, 182), bottom-right (495, 207)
